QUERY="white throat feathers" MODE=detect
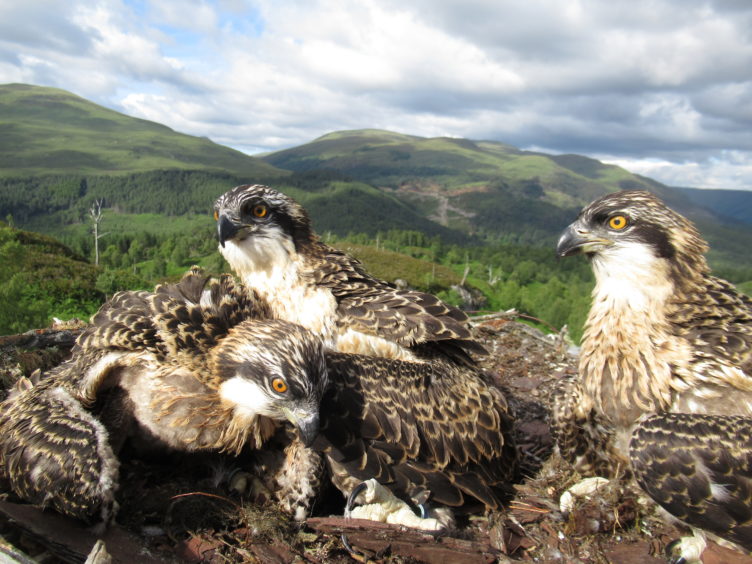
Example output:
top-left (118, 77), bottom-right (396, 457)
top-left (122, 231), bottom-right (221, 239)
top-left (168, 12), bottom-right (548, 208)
top-left (219, 233), bottom-right (339, 346)
top-left (580, 240), bottom-right (684, 426)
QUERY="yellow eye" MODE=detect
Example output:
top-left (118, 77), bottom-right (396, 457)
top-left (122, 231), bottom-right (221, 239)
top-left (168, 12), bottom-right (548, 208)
top-left (213, 210), bottom-right (219, 221)
top-left (252, 205), bottom-right (268, 218)
top-left (271, 377), bottom-right (288, 393)
top-left (608, 215), bottom-right (628, 230)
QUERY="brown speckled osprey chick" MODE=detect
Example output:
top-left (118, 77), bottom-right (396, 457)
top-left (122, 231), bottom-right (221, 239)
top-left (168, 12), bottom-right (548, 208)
top-left (553, 190), bottom-right (752, 556)
top-left (0, 268), bottom-right (328, 525)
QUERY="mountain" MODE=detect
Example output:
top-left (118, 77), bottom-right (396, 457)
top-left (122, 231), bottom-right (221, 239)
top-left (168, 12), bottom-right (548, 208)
top-left (1, 86), bottom-right (750, 268)
top-left (261, 130), bottom-right (752, 265)
top-left (261, 129), bottom-right (660, 208)
top-left (0, 83), bottom-right (282, 177)
top-left (674, 187), bottom-right (752, 226)
top-left (0, 85), bottom-right (452, 241)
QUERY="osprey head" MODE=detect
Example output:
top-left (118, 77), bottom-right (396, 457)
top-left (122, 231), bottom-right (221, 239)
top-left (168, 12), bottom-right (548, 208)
top-left (214, 319), bottom-right (328, 446)
top-left (214, 184), bottom-right (313, 249)
top-left (556, 191), bottom-right (707, 269)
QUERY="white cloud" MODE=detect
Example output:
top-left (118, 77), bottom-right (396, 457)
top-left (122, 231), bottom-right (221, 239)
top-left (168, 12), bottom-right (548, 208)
top-left (0, 0), bottom-right (750, 189)
top-left (602, 151), bottom-right (752, 189)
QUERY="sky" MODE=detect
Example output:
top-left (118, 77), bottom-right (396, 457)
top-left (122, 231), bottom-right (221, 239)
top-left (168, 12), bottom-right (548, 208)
top-left (1, 0), bottom-right (751, 190)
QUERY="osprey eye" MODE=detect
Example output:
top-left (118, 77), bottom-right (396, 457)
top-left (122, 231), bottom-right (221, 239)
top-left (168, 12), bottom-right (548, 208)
top-left (213, 210), bottom-right (219, 221)
top-left (271, 377), bottom-right (288, 393)
top-left (252, 204), bottom-right (268, 218)
top-left (608, 215), bottom-right (628, 230)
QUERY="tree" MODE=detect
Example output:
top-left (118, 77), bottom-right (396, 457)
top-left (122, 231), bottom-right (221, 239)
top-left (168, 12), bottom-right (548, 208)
top-left (89, 199), bottom-right (108, 266)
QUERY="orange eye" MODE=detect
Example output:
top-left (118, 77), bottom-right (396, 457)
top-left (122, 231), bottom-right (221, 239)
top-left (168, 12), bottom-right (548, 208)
top-left (252, 205), bottom-right (268, 218)
top-left (271, 377), bottom-right (288, 393)
top-left (213, 210), bottom-right (219, 221)
top-left (608, 215), bottom-right (628, 230)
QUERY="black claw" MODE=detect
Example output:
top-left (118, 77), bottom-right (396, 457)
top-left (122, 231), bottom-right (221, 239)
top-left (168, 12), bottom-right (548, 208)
top-left (344, 481), bottom-right (369, 518)
top-left (341, 482), bottom-right (370, 562)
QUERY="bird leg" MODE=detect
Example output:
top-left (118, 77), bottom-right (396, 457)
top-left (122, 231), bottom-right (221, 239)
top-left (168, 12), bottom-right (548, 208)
top-left (273, 439), bottom-right (323, 521)
top-left (344, 479), bottom-right (443, 531)
top-left (226, 468), bottom-right (272, 504)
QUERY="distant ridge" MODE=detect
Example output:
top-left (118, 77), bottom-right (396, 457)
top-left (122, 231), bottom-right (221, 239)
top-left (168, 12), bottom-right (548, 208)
top-left (0, 83), bottom-right (284, 178)
top-left (0, 85), bottom-right (749, 266)
top-left (675, 187), bottom-right (752, 225)
top-left (261, 127), bottom-right (662, 208)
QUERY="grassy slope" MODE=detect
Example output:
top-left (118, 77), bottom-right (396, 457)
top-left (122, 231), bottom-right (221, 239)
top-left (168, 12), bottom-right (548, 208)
top-left (1, 85), bottom-right (748, 273)
top-left (261, 128), bottom-right (657, 207)
top-left (0, 83), bottom-right (283, 178)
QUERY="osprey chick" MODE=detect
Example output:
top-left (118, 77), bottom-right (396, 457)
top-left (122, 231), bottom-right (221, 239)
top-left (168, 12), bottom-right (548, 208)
top-left (0, 268), bottom-right (328, 524)
top-left (213, 184), bottom-right (485, 363)
top-left (553, 190), bottom-right (752, 556)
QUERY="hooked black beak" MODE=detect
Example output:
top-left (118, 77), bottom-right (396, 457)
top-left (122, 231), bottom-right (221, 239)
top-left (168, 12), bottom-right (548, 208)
top-left (285, 407), bottom-right (320, 447)
top-left (217, 213), bottom-right (241, 248)
top-left (556, 223), bottom-right (588, 257)
top-left (556, 220), bottom-right (613, 257)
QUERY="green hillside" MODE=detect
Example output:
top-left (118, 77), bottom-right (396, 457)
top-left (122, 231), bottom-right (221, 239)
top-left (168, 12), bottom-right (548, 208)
top-left (261, 128), bottom-right (659, 208)
top-left (0, 86), bottom-right (748, 339)
top-left (0, 85), bottom-right (462, 245)
top-left (0, 221), bottom-right (104, 334)
top-left (0, 83), bottom-right (283, 177)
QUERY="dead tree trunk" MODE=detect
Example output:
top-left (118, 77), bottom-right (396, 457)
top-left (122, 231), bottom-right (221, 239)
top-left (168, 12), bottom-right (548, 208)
top-left (89, 199), bottom-right (106, 266)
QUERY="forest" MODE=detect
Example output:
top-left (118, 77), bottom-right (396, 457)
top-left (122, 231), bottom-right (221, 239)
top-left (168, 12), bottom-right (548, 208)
top-left (0, 213), bottom-right (607, 344)
top-left (2, 170), bottom-right (750, 341)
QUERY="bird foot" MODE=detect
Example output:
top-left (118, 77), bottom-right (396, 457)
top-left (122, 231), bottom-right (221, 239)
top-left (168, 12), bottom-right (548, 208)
top-left (666, 530), bottom-right (707, 564)
top-left (559, 476), bottom-right (610, 514)
top-left (344, 479), bottom-right (443, 531)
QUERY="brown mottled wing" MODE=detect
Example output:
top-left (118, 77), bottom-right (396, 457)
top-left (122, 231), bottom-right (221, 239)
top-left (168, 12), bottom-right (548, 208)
top-left (149, 268), bottom-right (271, 362)
top-left (307, 245), bottom-right (485, 357)
top-left (58, 268), bottom-right (211, 395)
top-left (0, 379), bottom-right (119, 523)
top-left (671, 275), bottom-right (752, 376)
top-left (630, 413), bottom-right (752, 552)
top-left (551, 375), bottom-right (624, 478)
top-left (75, 289), bottom-right (160, 355)
top-left (316, 352), bottom-right (516, 510)
top-left (61, 267), bottom-right (269, 397)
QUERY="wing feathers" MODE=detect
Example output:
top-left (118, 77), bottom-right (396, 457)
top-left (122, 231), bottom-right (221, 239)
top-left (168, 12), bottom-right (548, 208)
top-left (630, 413), bottom-right (752, 552)
top-left (307, 246), bottom-right (484, 356)
top-left (320, 351), bottom-right (516, 510)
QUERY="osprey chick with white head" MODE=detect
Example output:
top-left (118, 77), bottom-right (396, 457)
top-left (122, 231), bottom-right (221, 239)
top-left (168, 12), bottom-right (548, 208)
top-left (213, 184), bottom-right (485, 363)
top-left (0, 268), bottom-right (328, 525)
top-left (213, 184), bottom-right (518, 521)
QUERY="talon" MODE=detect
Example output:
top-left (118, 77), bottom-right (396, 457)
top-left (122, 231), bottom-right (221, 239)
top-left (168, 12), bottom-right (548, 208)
top-left (344, 481), bottom-right (369, 518)
top-left (341, 529), bottom-right (370, 562)
top-left (342, 481), bottom-right (371, 562)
